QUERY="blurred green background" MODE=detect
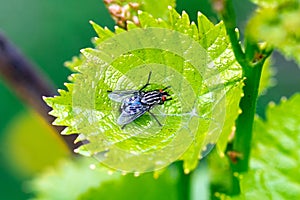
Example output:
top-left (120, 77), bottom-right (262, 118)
top-left (0, 0), bottom-right (299, 199)
top-left (0, 1), bottom-right (114, 199)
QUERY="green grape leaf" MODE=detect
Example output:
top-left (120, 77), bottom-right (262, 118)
top-left (215, 80), bottom-right (244, 155)
top-left (248, 1), bottom-right (300, 65)
top-left (238, 94), bottom-right (300, 199)
top-left (44, 83), bottom-right (78, 135)
top-left (45, 8), bottom-right (243, 173)
top-left (137, 0), bottom-right (175, 20)
top-left (78, 166), bottom-right (180, 200)
top-left (251, 0), bottom-right (291, 8)
top-left (29, 158), bottom-right (180, 200)
top-left (64, 55), bottom-right (84, 72)
top-left (29, 158), bottom-right (120, 200)
top-left (178, 12), bottom-right (243, 172)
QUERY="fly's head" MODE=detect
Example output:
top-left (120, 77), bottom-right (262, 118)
top-left (158, 86), bottom-right (172, 104)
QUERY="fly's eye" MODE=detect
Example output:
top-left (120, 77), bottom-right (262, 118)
top-left (162, 96), bottom-right (166, 101)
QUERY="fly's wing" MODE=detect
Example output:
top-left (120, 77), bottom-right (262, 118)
top-left (108, 90), bottom-right (137, 102)
top-left (117, 105), bottom-right (148, 125)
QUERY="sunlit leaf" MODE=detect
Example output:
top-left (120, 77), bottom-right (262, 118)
top-left (251, 0), bottom-right (294, 8)
top-left (45, 8), bottom-right (243, 173)
top-left (29, 158), bottom-right (119, 200)
top-left (78, 165), bottom-right (180, 200)
top-left (239, 94), bottom-right (300, 199)
top-left (30, 158), bottom-right (180, 200)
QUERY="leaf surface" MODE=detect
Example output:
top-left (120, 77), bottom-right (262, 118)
top-left (239, 94), bottom-right (300, 199)
top-left (248, 0), bottom-right (300, 65)
top-left (45, 8), bottom-right (243, 173)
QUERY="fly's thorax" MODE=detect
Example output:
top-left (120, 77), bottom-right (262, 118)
top-left (141, 91), bottom-right (162, 105)
top-left (123, 95), bottom-right (140, 103)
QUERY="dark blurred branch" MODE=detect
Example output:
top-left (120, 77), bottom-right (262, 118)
top-left (0, 32), bottom-right (79, 151)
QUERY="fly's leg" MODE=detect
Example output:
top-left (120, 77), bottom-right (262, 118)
top-left (148, 111), bottom-right (162, 126)
top-left (162, 85), bottom-right (171, 91)
top-left (121, 124), bottom-right (127, 129)
top-left (139, 71), bottom-right (152, 92)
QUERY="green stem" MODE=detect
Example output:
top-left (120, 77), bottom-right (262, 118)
top-left (221, 0), bottom-right (246, 67)
top-left (228, 61), bottom-right (264, 195)
top-left (216, 0), bottom-right (272, 196)
top-left (233, 62), bottom-right (263, 171)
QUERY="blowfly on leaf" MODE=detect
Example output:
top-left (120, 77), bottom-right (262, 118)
top-left (108, 71), bottom-right (172, 129)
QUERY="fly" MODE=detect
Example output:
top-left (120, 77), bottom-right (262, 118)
top-left (107, 71), bottom-right (172, 129)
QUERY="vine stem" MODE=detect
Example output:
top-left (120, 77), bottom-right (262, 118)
top-left (0, 32), bottom-right (79, 152)
top-left (216, 0), bottom-right (272, 195)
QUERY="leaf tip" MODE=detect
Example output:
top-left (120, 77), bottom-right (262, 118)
top-left (79, 48), bottom-right (85, 54)
top-left (43, 96), bottom-right (53, 106)
top-left (134, 172), bottom-right (140, 177)
top-left (280, 96), bottom-right (287, 102)
top-left (268, 101), bottom-right (276, 107)
top-left (153, 172), bottom-right (160, 179)
top-left (114, 25), bottom-right (119, 30)
top-left (107, 170), bottom-right (114, 175)
top-left (57, 89), bottom-right (64, 94)
top-left (184, 168), bottom-right (190, 174)
top-left (238, 108), bottom-right (243, 114)
top-left (42, 95), bottom-right (48, 101)
top-left (89, 20), bottom-right (95, 25)
top-left (137, 10), bottom-right (143, 15)
top-left (157, 18), bottom-right (163, 22)
top-left (219, 151), bottom-right (226, 158)
top-left (89, 164), bottom-right (96, 170)
top-left (126, 20), bottom-right (135, 26)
